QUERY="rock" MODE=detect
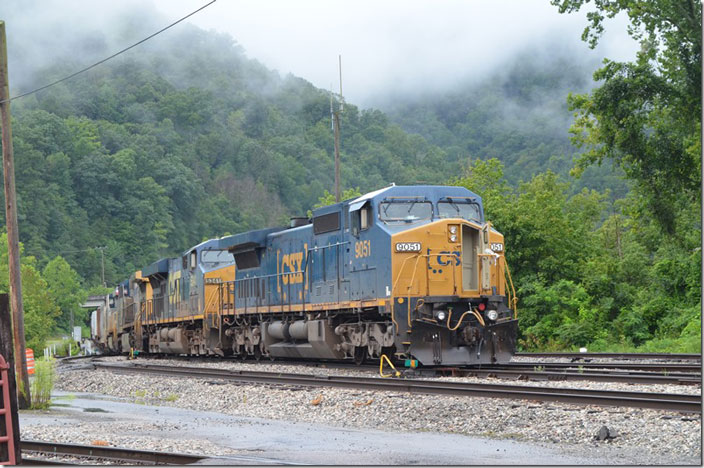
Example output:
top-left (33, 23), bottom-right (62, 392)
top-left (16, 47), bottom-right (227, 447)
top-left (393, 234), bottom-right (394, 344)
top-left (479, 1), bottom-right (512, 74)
top-left (595, 426), bottom-right (618, 441)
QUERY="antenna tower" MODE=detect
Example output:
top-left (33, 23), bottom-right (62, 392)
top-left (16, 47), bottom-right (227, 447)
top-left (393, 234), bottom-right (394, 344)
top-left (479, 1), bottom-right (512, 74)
top-left (332, 55), bottom-right (344, 202)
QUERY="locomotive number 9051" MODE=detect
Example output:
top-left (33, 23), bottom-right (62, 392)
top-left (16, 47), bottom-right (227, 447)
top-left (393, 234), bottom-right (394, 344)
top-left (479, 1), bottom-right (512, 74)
top-left (395, 242), bottom-right (421, 252)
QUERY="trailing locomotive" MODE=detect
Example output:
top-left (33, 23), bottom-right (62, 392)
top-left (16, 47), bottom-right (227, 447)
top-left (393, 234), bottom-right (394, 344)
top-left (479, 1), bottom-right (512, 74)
top-left (91, 185), bottom-right (518, 366)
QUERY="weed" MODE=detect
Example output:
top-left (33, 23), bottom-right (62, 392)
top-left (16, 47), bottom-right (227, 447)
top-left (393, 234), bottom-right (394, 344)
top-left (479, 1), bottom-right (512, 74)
top-left (165, 394), bottom-right (179, 402)
top-left (134, 389), bottom-right (147, 398)
top-left (577, 365), bottom-right (584, 374)
top-left (30, 358), bottom-right (56, 409)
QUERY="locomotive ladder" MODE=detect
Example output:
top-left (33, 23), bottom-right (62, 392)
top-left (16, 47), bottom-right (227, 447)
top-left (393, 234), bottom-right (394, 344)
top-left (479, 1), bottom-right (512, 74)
top-left (0, 355), bottom-right (17, 465)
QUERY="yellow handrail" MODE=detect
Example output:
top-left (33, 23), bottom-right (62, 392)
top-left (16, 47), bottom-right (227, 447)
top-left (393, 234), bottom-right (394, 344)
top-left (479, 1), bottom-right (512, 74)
top-left (447, 307), bottom-right (484, 330)
top-left (504, 257), bottom-right (518, 317)
top-left (391, 253), bottom-right (421, 334)
top-left (379, 354), bottom-right (401, 378)
top-left (204, 284), bottom-right (222, 322)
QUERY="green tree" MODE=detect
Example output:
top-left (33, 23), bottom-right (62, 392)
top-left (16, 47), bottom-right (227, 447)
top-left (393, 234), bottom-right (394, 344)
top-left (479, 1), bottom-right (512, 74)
top-left (553, 0), bottom-right (702, 232)
top-left (313, 187), bottom-right (363, 209)
top-left (0, 234), bottom-right (60, 351)
top-left (43, 256), bottom-right (88, 333)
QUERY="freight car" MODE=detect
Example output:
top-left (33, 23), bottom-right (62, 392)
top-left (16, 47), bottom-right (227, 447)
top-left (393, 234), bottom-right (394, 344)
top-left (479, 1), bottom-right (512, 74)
top-left (91, 185), bottom-right (518, 366)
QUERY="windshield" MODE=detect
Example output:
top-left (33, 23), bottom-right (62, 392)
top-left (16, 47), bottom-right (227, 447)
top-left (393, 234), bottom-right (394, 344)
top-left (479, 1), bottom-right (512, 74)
top-left (437, 201), bottom-right (481, 222)
top-left (379, 201), bottom-right (432, 223)
top-left (201, 250), bottom-right (234, 264)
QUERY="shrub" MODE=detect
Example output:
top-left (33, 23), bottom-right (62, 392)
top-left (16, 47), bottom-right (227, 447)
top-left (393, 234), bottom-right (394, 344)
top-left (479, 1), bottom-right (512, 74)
top-left (30, 358), bottom-right (56, 409)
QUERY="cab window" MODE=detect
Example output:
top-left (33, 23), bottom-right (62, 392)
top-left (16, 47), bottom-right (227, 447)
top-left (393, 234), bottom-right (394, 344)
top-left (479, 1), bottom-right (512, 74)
top-left (351, 202), bottom-right (372, 236)
top-left (360, 206), bottom-right (370, 230)
top-left (437, 200), bottom-right (481, 222)
top-left (379, 201), bottom-right (432, 223)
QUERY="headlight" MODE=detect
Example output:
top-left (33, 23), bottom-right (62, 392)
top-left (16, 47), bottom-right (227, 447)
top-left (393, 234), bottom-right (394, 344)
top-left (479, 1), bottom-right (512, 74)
top-left (435, 310), bottom-right (447, 321)
top-left (448, 225), bottom-right (459, 242)
top-left (486, 310), bottom-right (498, 321)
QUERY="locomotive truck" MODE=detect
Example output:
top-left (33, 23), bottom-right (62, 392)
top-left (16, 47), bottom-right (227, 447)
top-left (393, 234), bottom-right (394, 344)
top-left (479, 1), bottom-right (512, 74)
top-left (91, 184), bottom-right (518, 366)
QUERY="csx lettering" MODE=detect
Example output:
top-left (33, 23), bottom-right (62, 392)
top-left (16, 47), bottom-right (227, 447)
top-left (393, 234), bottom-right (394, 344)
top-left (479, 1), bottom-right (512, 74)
top-left (281, 252), bottom-right (304, 285)
top-left (436, 251), bottom-right (461, 266)
top-left (355, 240), bottom-right (371, 258)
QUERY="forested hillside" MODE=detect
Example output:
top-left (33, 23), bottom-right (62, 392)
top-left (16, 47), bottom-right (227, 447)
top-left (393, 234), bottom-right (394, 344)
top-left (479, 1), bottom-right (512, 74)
top-left (0, 1), bottom-right (700, 353)
top-left (380, 46), bottom-right (630, 198)
top-left (6, 25), bottom-right (460, 286)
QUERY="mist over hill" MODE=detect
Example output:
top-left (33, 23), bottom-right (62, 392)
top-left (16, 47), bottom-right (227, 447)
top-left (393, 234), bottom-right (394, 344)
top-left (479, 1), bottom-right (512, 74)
top-left (1, 12), bottom-right (628, 284)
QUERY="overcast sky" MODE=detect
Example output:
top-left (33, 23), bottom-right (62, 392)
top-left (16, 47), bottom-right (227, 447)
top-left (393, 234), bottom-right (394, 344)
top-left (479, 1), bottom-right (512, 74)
top-left (152, 0), bottom-right (638, 106)
top-left (3, 0), bottom-right (638, 108)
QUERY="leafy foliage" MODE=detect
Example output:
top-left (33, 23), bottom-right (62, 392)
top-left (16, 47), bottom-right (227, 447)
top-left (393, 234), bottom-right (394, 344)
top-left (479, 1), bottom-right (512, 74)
top-left (455, 158), bottom-right (700, 352)
top-left (553, 0), bottom-right (702, 232)
top-left (0, 234), bottom-right (64, 351)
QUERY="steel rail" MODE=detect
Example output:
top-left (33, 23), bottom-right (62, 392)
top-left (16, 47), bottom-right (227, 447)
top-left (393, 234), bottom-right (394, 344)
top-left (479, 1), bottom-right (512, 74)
top-left (515, 352), bottom-right (702, 361)
top-left (497, 362), bottom-right (702, 373)
top-left (444, 368), bottom-right (701, 385)
top-left (20, 440), bottom-right (205, 465)
top-left (94, 363), bottom-right (702, 413)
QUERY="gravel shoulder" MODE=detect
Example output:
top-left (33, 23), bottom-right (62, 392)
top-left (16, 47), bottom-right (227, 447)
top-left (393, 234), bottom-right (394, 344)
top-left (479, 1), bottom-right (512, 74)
top-left (20, 356), bottom-right (702, 465)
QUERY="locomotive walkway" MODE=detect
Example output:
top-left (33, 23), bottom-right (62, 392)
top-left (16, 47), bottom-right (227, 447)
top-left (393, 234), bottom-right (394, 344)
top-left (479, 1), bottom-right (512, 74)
top-left (94, 362), bottom-right (702, 413)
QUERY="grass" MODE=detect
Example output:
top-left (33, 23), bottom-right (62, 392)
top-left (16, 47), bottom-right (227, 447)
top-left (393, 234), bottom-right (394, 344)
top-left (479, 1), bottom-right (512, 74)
top-left (30, 358), bottom-right (56, 410)
top-left (133, 389), bottom-right (179, 404)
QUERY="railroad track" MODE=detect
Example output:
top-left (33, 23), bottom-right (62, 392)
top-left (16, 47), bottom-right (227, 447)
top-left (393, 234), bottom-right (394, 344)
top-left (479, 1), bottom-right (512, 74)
top-left (515, 352), bottom-right (702, 361)
top-left (94, 362), bottom-right (702, 413)
top-left (78, 354), bottom-right (701, 385)
top-left (499, 361), bottom-right (702, 373)
top-left (20, 440), bottom-right (205, 465)
top-left (432, 366), bottom-right (701, 385)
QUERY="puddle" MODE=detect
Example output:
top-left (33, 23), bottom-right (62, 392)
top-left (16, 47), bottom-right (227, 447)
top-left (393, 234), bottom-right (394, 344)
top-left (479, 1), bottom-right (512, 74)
top-left (83, 407), bottom-right (110, 413)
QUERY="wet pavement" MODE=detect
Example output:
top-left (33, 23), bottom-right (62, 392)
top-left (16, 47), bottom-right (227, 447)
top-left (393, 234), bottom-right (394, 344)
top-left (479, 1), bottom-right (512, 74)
top-left (19, 391), bottom-right (613, 465)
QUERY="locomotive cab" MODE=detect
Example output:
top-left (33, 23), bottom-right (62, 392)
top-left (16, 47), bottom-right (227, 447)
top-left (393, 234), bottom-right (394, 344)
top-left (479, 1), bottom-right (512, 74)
top-left (386, 189), bottom-right (518, 365)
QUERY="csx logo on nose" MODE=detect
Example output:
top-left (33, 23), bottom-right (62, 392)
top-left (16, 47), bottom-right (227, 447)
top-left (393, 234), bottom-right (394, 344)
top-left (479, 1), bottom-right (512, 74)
top-left (436, 251), bottom-right (461, 266)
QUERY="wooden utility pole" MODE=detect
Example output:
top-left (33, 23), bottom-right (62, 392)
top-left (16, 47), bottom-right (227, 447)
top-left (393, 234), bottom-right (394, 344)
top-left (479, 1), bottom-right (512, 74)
top-left (97, 246), bottom-right (106, 287)
top-left (0, 294), bottom-right (22, 464)
top-left (0, 21), bottom-right (30, 409)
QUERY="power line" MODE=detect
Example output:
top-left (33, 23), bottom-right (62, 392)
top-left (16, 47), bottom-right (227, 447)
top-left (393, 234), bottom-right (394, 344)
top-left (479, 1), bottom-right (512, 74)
top-left (0, 0), bottom-right (217, 104)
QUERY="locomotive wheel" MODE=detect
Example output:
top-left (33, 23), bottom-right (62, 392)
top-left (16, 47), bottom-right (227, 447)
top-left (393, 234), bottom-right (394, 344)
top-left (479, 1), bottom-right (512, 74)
top-left (253, 344), bottom-right (262, 361)
top-left (353, 346), bottom-right (367, 366)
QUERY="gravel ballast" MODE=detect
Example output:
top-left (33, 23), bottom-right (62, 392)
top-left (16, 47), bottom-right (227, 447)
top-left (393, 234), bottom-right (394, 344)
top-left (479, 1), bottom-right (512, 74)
top-left (21, 356), bottom-right (702, 465)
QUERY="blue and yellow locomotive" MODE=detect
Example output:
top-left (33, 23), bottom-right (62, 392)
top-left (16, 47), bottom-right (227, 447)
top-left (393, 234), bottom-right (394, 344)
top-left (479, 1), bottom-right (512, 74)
top-left (92, 185), bottom-right (518, 366)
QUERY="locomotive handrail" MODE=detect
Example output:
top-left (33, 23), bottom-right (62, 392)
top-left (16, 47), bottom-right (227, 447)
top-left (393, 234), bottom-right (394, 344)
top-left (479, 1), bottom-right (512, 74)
top-left (503, 257), bottom-right (518, 318)
top-left (406, 254), bottom-right (424, 327)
